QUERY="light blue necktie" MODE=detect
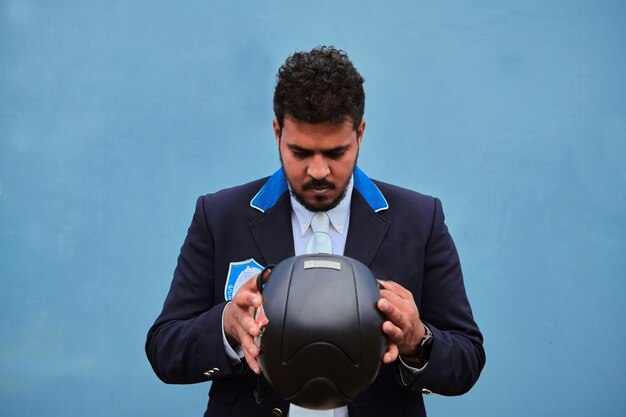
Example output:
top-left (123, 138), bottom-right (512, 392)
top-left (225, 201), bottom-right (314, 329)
top-left (306, 212), bottom-right (332, 254)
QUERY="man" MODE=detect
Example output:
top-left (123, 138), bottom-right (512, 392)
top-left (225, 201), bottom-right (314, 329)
top-left (146, 46), bottom-right (485, 417)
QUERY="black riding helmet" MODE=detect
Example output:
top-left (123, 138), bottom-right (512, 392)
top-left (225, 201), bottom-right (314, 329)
top-left (256, 254), bottom-right (386, 410)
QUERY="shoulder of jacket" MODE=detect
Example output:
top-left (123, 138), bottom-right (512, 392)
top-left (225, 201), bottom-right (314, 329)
top-left (370, 179), bottom-right (437, 208)
top-left (195, 177), bottom-right (271, 221)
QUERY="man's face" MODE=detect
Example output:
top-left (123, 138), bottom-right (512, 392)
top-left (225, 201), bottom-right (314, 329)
top-left (274, 115), bottom-right (365, 212)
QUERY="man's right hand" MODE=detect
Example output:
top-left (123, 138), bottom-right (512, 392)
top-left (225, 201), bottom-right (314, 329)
top-left (223, 276), bottom-right (263, 374)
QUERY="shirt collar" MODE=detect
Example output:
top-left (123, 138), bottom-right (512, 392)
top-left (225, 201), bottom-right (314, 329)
top-left (290, 176), bottom-right (353, 236)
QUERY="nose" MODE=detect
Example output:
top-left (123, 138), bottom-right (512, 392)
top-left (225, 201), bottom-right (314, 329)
top-left (306, 155), bottom-right (330, 180)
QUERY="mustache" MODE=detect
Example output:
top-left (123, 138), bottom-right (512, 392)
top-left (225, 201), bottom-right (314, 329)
top-left (302, 179), bottom-right (336, 191)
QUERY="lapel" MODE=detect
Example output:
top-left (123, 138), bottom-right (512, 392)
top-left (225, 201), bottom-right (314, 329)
top-left (249, 192), bottom-right (295, 265)
top-left (344, 189), bottom-right (391, 266)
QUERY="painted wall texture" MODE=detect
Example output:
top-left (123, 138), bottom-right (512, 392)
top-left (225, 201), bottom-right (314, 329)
top-left (1, 1), bottom-right (625, 416)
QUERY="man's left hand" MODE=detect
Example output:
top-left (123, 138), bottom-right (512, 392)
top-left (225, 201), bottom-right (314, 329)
top-left (377, 280), bottom-right (426, 365)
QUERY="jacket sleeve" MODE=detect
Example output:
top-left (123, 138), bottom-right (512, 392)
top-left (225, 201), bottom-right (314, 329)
top-left (404, 197), bottom-right (486, 395)
top-left (145, 196), bottom-right (242, 384)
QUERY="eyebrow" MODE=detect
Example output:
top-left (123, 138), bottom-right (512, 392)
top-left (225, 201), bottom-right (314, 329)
top-left (287, 144), bottom-right (351, 155)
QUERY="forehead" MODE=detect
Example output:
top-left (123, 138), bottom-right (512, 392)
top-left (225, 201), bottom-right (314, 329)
top-left (281, 117), bottom-right (356, 149)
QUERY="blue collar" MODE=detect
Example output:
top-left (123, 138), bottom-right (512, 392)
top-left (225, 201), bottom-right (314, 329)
top-left (250, 166), bottom-right (389, 213)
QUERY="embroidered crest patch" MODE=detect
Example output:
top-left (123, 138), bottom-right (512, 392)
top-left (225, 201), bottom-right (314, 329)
top-left (224, 258), bottom-right (264, 301)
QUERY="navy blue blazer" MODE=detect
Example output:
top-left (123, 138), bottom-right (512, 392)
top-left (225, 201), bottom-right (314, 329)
top-left (146, 167), bottom-right (485, 417)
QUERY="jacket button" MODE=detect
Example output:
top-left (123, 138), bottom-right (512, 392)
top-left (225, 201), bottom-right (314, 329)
top-left (271, 408), bottom-right (283, 417)
top-left (203, 367), bottom-right (221, 378)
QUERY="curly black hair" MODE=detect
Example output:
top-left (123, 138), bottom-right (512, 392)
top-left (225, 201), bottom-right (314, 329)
top-left (273, 46), bottom-right (365, 131)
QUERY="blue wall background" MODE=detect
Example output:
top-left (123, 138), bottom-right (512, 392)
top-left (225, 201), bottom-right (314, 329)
top-left (1, 1), bottom-right (625, 416)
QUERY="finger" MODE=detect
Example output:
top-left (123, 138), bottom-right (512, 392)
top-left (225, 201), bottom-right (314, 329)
top-left (383, 342), bottom-right (399, 364)
top-left (240, 334), bottom-right (259, 357)
top-left (239, 334), bottom-right (261, 374)
top-left (233, 289), bottom-right (262, 309)
top-left (381, 320), bottom-right (404, 344)
top-left (225, 303), bottom-right (260, 345)
top-left (377, 298), bottom-right (409, 329)
top-left (238, 314), bottom-right (260, 337)
top-left (379, 288), bottom-right (413, 308)
top-left (378, 280), bottom-right (413, 300)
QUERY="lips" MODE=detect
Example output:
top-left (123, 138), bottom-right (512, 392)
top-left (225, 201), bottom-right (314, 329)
top-left (304, 180), bottom-right (336, 191)
top-left (309, 187), bottom-right (331, 196)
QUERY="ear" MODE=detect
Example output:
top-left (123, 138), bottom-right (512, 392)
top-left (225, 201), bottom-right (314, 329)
top-left (356, 119), bottom-right (366, 146)
top-left (272, 118), bottom-right (281, 145)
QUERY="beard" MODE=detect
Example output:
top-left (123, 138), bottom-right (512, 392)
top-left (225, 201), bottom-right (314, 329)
top-left (280, 152), bottom-right (357, 212)
top-left (290, 177), bottom-right (349, 212)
